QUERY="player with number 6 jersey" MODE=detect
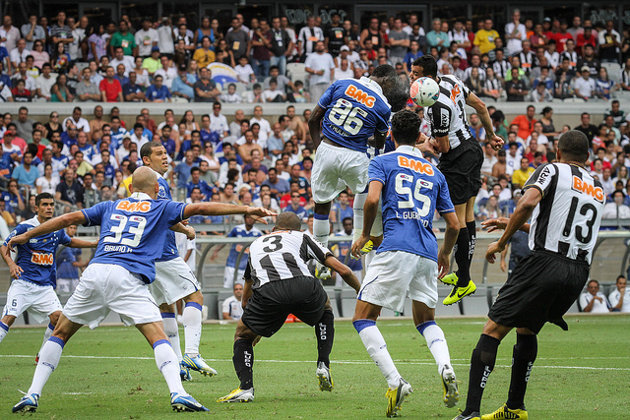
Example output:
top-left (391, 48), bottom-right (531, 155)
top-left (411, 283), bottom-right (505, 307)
top-left (455, 131), bottom-right (604, 420)
top-left (9, 167), bottom-right (275, 414)
top-left (308, 65), bottom-right (397, 279)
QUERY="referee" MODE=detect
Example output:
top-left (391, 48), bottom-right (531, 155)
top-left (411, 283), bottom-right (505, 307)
top-left (455, 130), bottom-right (605, 420)
top-left (217, 212), bottom-right (360, 403)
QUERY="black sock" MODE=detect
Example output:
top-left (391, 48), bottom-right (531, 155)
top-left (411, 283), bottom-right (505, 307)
top-left (316, 309), bottom-right (334, 368)
top-left (463, 334), bottom-right (500, 415)
top-left (467, 221), bottom-right (477, 265)
top-left (506, 333), bottom-right (538, 410)
top-left (233, 338), bottom-right (254, 389)
top-left (455, 227), bottom-right (471, 287)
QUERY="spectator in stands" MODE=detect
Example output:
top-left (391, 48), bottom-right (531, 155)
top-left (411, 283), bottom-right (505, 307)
top-left (505, 67), bottom-right (528, 101)
top-left (580, 279), bottom-right (610, 313)
top-left (474, 18), bottom-right (499, 55)
top-left (11, 150), bottom-right (37, 187)
top-left (20, 14), bottom-right (45, 50)
top-left (305, 41), bottom-right (334, 102)
top-left (609, 275), bottom-right (630, 313)
top-left (1, 179), bottom-right (25, 226)
top-left (192, 36), bottom-right (215, 69)
top-left (55, 167), bottom-right (84, 210)
top-left (99, 66), bottom-right (122, 102)
top-left (574, 65), bottom-right (597, 101)
top-left (226, 17), bottom-right (249, 62)
top-left (145, 74), bottom-right (171, 102)
top-left (595, 67), bottom-right (619, 100)
top-left (194, 67), bottom-right (220, 102)
top-left (603, 190), bottom-right (630, 220)
top-left (511, 157), bottom-right (534, 188)
top-left (598, 20), bottom-right (621, 63)
top-left (577, 44), bottom-right (600, 77)
top-left (109, 20), bottom-right (136, 57)
top-left (222, 283), bottom-right (244, 320)
top-left (511, 105), bottom-right (537, 140)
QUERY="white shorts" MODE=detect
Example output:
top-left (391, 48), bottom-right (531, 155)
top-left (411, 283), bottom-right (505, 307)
top-left (2, 279), bottom-right (62, 324)
top-left (223, 266), bottom-right (245, 289)
top-left (312, 141), bottom-right (370, 203)
top-left (63, 263), bottom-right (162, 329)
top-left (358, 250), bottom-right (438, 312)
top-left (149, 257), bottom-right (201, 305)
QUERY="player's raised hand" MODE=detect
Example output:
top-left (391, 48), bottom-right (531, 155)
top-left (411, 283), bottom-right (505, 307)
top-left (437, 249), bottom-right (450, 279)
top-left (350, 234), bottom-right (369, 259)
top-left (245, 207), bottom-right (276, 224)
top-left (481, 217), bottom-right (509, 233)
top-left (486, 241), bottom-right (505, 264)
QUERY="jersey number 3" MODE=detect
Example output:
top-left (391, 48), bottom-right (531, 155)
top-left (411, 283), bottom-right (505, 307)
top-left (329, 98), bottom-right (367, 135)
top-left (103, 214), bottom-right (147, 248)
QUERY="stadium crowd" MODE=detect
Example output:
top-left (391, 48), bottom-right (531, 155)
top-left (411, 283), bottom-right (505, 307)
top-left (0, 10), bottom-right (626, 103)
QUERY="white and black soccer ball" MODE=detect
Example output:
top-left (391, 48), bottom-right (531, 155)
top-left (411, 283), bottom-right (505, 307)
top-left (409, 77), bottom-right (440, 107)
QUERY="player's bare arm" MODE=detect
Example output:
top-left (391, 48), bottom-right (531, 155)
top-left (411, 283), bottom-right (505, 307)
top-left (307, 105), bottom-right (325, 150)
top-left (6, 211), bottom-right (87, 253)
top-left (183, 203), bottom-right (275, 222)
top-left (170, 221), bottom-right (196, 240)
top-left (466, 92), bottom-right (504, 150)
top-left (0, 244), bottom-right (23, 278)
top-left (68, 238), bottom-right (99, 248)
top-left (438, 211), bottom-right (460, 279)
top-left (486, 187), bottom-right (542, 263)
top-left (324, 255), bottom-right (360, 292)
top-left (481, 217), bottom-right (531, 234)
top-left (351, 180), bottom-right (382, 258)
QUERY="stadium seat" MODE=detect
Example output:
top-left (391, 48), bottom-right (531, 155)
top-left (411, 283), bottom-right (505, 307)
top-left (602, 62), bottom-right (622, 83)
top-left (287, 63), bottom-right (309, 88)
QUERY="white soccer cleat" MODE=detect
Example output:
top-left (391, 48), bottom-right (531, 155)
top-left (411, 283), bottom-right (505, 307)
top-left (217, 387), bottom-right (255, 403)
top-left (316, 361), bottom-right (334, 391)
top-left (441, 364), bottom-right (459, 408)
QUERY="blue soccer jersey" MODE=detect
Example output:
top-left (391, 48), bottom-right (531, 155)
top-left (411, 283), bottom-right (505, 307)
top-left (318, 77), bottom-right (391, 153)
top-left (369, 145), bottom-right (455, 262)
top-left (155, 172), bottom-right (179, 262)
top-left (226, 224), bottom-right (263, 269)
top-left (3, 217), bottom-right (72, 287)
top-left (81, 193), bottom-right (187, 283)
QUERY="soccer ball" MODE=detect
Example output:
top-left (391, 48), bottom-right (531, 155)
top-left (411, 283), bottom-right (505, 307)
top-left (409, 77), bottom-right (440, 107)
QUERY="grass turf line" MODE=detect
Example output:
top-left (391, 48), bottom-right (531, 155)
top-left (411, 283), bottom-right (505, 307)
top-left (1, 316), bottom-right (629, 419)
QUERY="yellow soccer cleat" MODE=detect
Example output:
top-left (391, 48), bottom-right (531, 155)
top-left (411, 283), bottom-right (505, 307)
top-left (440, 272), bottom-right (459, 286)
top-left (216, 387), bottom-right (254, 403)
top-left (316, 362), bottom-right (334, 391)
top-left (443, 280), bottom-right (477, 306)
top-left (481, 404), bottom-right (528, 420)
top-left (385, 378), bottom-right (412, 417)
top-left (351, 239), bottom-right (374, 260)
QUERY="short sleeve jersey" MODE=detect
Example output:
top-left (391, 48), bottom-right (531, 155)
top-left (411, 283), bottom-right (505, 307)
top-left (226, 224), bottom-right (263, 269)
top-left (3, 216), bottom-right (71, 287)
top-left (81, 194), bottom-right (187, 283)
top-left (425, 86), bottom-right (471, 154)
top-left (318, 77), bottom-right (391, 153)
top-left (369, 145), bottom-right (454, 262)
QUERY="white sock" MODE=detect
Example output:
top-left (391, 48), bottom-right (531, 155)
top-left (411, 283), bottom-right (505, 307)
top-left (417, 321), bottom-right (451, 373)
top-left (182, 303), bottom-right (202, 356)
top-left (153, 339), bottom-right (187, 395)
top-left (313, 216), bottom-right (330, 248)
top-left (352, 193), bottom-right (367, 242)
top-left (0, 321), bottom-right (8, 343)
top-left (27, 337), bottom-right (64, 395)
top-left (161, 314), bottom-right (183, 362)
top-left (353, 320), bottom-right (401, 388)
top-left (38, 323), bottom-right (55, 356)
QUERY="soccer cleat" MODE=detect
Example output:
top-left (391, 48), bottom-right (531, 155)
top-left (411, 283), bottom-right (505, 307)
top-left (441, 364), bottom-right (459, 408)
top-left (170, 392), bottom-right (209, 412)
top-left (481, 404), bottom-right (528, 420)
top-left (440, 272), bottom-right (459, 286)
top-left (217, 387), bottom-right (255, 403)
top-left (316, 361), bottom-right (334, 391)
top-left (452, 412), bottom-right (481, 420)
top-left (360, 239), bottom-right (374, 254)
top-left (443, 280), bottom-right (477, 306)
top-left (314, 262), bottom-right (332, 281)
top-left (12, 393), bottom-right (39, 413)
top-left (181, 354), bottom-right (217, 376)
top-left (180, 367), bottom-right (192, 381)
top-left (385, 378), bottom-right (412, 418)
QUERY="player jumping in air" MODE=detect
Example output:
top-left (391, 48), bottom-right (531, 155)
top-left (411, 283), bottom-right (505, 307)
top-left (454, 131), bottom-right (603, 420)
top-left (9, 167), bottom-right (274, 414)
top-left (0, 194), bottom-right (95, 357)
top-left (140, 141), bottom-right (217, 380)
top-left (411, 55), bottom-right (504, 305)
top-left (351, 110), bottom-right (461, 417)
top-left (308, 65), bottom-right (398, 278)
top-left (217, 212), bottom-right (360, 403)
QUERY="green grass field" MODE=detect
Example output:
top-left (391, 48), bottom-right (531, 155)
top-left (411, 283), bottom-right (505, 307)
top-left (1, 316), bottom-right (629, 419)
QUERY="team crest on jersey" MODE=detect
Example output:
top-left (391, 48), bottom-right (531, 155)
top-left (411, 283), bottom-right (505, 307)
top-left (397, 156), bottom-right (434, 176)
top-left (344, 85), bottom-right (376, 108)
top-left (31, 252), bottom-right (54, 265)
top-left (572, 176), bottom-right (604, 203)
top-left (115, 200), bottom-right (152, 212)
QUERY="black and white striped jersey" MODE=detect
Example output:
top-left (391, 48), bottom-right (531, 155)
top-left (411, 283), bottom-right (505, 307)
top-left (244, 230), bottom-right (332, 288)
top-left (523, 162), bottom-right (604, 264)
top-left (426, 85), bottom-right (473, 154)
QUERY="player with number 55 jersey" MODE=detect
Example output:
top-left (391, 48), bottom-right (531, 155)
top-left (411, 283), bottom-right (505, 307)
top-left (308, 65), bottom-right (397, 278)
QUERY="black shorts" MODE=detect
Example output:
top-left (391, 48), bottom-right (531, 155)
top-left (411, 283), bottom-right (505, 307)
top-left (241, 276), bottom-right (329, 338)
top-left (488, 250), bottom-right (590, 334)
top-left (438, 141), bottom-right (484, 205)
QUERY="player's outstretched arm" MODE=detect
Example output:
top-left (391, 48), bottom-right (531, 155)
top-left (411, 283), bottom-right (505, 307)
top-left (466, 92), bottom-right (504, 150)
top-left (170, 221), bottom-right (196, 240)
top-left (6, 211), bottom-right (87, 253)
top-left (486, 188), bottom-right (541, 263)
top-left (183, 203), bottom-right (275, 222)
top-left (481, 217), bottom-right (531, 234)
top-left (307, 105), bottom-right (325, 150)
top-left (437, 211), bottom-right (460, 279)
top-left (324, 255), bottom-right (360, 293)
top-left (69, 238), bottom-right (99, 248)
top-left (351, 180), bottom-right (382, 258)
top-left (0, 244), bottom-right (23, 278)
